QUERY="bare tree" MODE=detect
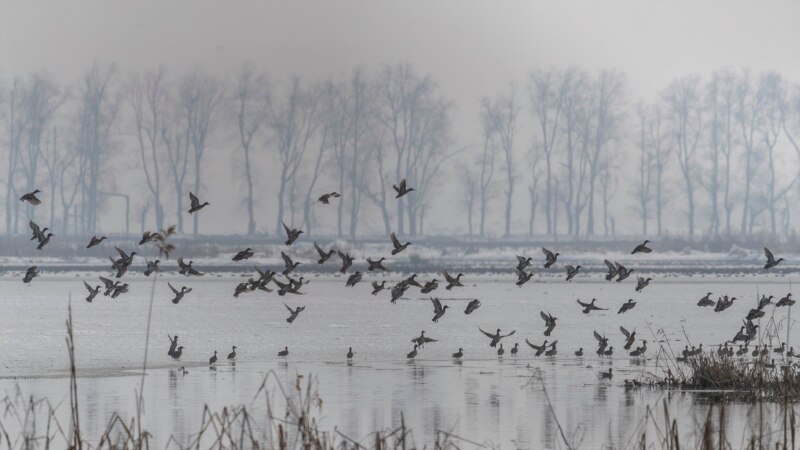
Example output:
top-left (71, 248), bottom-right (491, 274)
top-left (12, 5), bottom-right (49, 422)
top-left (231, 64), bottom-right (269, 235)
top-left (635, 104), bottom-right (654, 235)
top-left (663, 75), bottom-right (703, 239)
top-left (482, 85), bottom-right (520, 236)
top-left (477, 115), bottom-right (497, 237)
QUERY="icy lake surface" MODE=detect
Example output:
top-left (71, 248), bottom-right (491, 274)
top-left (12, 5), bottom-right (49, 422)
top-left (1, 272), bottom-right (797, 448)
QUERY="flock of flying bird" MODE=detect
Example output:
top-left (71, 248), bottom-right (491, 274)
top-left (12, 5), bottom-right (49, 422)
top-left (16, 183), bottom-right (794, 380)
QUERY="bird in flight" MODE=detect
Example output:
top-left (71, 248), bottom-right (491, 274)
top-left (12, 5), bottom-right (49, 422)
top-left (188, 192), bottom-right (210, 213)
top-left (393, 179), bottom-right (414, 198)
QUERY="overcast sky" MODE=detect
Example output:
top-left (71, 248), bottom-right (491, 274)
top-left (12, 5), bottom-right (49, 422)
top-left (2, 0), bottom-right (800, 235)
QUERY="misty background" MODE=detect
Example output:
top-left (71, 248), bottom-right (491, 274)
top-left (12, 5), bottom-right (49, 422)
top-left (2, 1), bottom-right (800, 241)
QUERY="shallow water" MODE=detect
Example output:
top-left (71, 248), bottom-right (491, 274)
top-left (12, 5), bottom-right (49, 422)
top-left (0, 274), bottom-right (797, 448)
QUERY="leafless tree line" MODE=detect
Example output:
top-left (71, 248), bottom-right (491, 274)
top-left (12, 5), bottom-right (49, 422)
top-left (2, 63), bottom-right (800, 239)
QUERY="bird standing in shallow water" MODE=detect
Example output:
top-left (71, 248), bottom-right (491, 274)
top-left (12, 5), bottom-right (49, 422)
top-left (278, 346), bottom-right (289, 358)
top-left (406, 344), bottom-right (418, 359)
top-left (227, 346), bottom-right (237, 361)
top-left (452, 348), bottom-right (463, 359)
top-left (497, 343), bottom-right (505, 358)
top-left (209, 351), bottom-right (218, 365)
top-left (188, 192), bottom-right (210, 213)
top-left (347, 347), bottom-right (354, 360)
top-left (511, 343), bottom-right (519, 357)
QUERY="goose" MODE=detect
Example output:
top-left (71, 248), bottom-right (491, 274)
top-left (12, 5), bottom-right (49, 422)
top-left (19, 189), bottom-right (42, 205)
top-left (86, 235), bottom-right (107, 248)
top-left (420, 279), bottom-right (438, 294)
top-left (515, 255), bottom-right (533, 271)
top-left (763, 247), bottom-right (783, 269)
top-left (464, 299), bottom-right (481, 314)
top-left (575, 348), bottom-right (583, 357)
top-left (618, 299), bottom-right (636, 314)
top-left (29, 221), bottom-right (48, 242)
top-left (634, 277), bottom-right (652, 292)
top-left (209, 351), bottom-right (218, 365)
top-left (188, 192), bottom-right (210, 213)
top-left (497, 343), bottom-right (505, 358)
top-left (168, 283), bottom-right (192, 304)
top-left (139, 231), bottom-right (160, 245)
top-left (697, 292), bottom-right (715, 307)
top-left (227, 346), bottom-right (237, 361)
top-left (540, 311), bottom-right (557, 336)
top-left (393, 179), bottom-right (414, 198)
top-left (167, 335), bottom-right (179, 357)
top-left (178, 257), bottom-right (204, 276)
top-left (83, 281), bottom-right (100, 303)
top-left (511, 343), bottom-right (519, 357)
top-left (371, 281), bottom-right (387, 295)
top-left (411, 331), bottom-right (437, 348)
top-left (603, 259), bottom-right (619, 281)
top-left (337, 251), bottom-right (354, 273)
top-left (598, 368), bottom-right (613, 380)
top-left (615, 263), bottom-right (634, 281)
top-left (281, 251), bottom-right (300, 275)
top-left (171, 346), bottom-right (184, 360)
top-left (541, 247), bottom-right (559, 269)
top-left (452, 348), bottom-right (463, 359)
top-left (515, 269), bottom-right (533, 287)
top-left (367, 257), bottom-right (389, 272)
top-left (232, 248), bottom-right (254, 262)
top-left (443, 271), bottom-right (464, 290)
top-left (144, 259), bottom-right (162, 277)
top-left (284, 303), bottom-right (305, 323)
top-left (314, 242), bottom-right (336, 264)
top-left (479, 327), bottom-right (515, 347)
top-left (631, 240), bottom-right (652, 254)
top-left (317, 192), bottom-right (341, 204)
top-left (777, 294), bottom-right (795, 307)
top-left (526, 339), bottom-right (549, 357)
top-left (277, 346), bottom-right (289, 358)
top-left (36, 233), bottom-right (54, 250)
top-left (345, 271), bottom-right (362, 287)
top-left (406, 344), bottom-right (418, 359)
top-left (577, 298), bottom-right (608, 314)
top-left (23, 266), bottom-right (39, 284)
top-left (347, 347), bottom-right (354, 360)
top-left (620, 326), bottom-right (636, 350)
top-left (390, 232), bottom-right (411, 255)
top-left (430, 297), bottom-right (449, 322)
top-left (545, 341), bottom-right (558, 357)
top-left (565, 264), bottom-right (581, 282)
top-left (282, 222), bottom-right (303, 246)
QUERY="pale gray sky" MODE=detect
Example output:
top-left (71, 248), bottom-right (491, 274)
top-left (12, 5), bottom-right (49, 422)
top-left (2, 0), bottom-right (800, 235)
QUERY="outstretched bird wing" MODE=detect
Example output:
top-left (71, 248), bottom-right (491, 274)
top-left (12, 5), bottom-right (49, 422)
top-left (540, 311), bottom-right (551, 323)
top-left (525, 338), bottom-right (543, 350)
top-left (281, 251), bottom-right (293, 267)
top-left (764, 247), bottom-right (775, 262)
top-left (282, 222), bottom-right (292, 236)
top-left (29, 220), bottom-right (41, 235)
top-left (500, 330), bottom-right (516, 338)
top-left (478, 327), bottom-right (495, 339)
top-left (115, 246), bottom-right (129, 260)
top-left (431, 297), bottom-right (442, 312)
top-left (168, 282), bottom-right (179, 294)
top-left (99, 276), bottom-right (115, 289)
top-left (83, 281), bottom-right (93, 292)
top-left (593, 331), bottom-right (604, 342)
top-left (314, 242), bottom-right (325, 257)
top-left (442, 271), bottom-right (454, 283)
top-left (542, 247), bottom-right (554, 259)
top-left (577, 299), bottom-right (589, 308)
top-left (390, 232), bottom-right (401, 248)
top-left (189, 192), bottom-right (199, 208)
top-left (284, 303), bottom-right (294, 313)
top-left (604, 259), bottom-right (616, 272)
top-left (620, 326), bottom-right (631, 339)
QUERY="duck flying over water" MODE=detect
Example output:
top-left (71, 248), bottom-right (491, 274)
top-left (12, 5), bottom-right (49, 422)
top-left (401, 274), bottom-right (423, 288)
top-left (615, 263), bottom-right (634, 282)
top-left (634, 277), bottom-right (652, 292)
top-left (545, 342), bottom-right (558, 357)
top-left (541, 248), bottom-right (559, 269)
top-left (697, 292), bottom-right (715, 307)
top-left (777, 294), bottom-right (795, 307)
top-left (144, 259), bottom-right (162, 276)
top-left (393, 179), bottom-right (414, 198)
top-left (390, 232), bottom-right (411, 255)
top-left (411, 330), bottom-right (437, 348)
top-left (515, 255), bottom-right (533, 271)
top-left (168, 282), bottom-right (192, 304)
top-left (420, 279), bottom-right (438, 294)
top-left (282, 223), bottom-right (303, 246)
top-left (565, 264), bottom-right (581, 282)
top-left (526, 338), bottom-right (550, 357)
top-left (99, 276), bottom-right (117, 296)
top-left (139, 231), bottom-right (160, 245)
top-left (464, 299), bottom-right (481, 314)
top-left (20, 189), bottom-right (42, 205)
top-left (479, 327), bottom-right (516, 347)
top-left (178, 257), bottom-right (204, 276)
top-left (188, 192), bottom-right (210, 213)
top-left (367, 257), bottom-right (389, 272)
top-left (540, 311), bottom-right (557, 336)
top-left (281, 251), bottom-right (300, 275)
top-left (233, 248), bottom-right (254, 262)
top-left (36, 233), bottom-right (54, 250)
top-left (29, 221), bottom-right (48, 243)
top-left (620, 326), bottom-right (636, 350)
top-left (285, 303), bottom-right (305, 323)
top-left (317, 192), bottom-right (341, 204)
top-left (603, 259), bottom-right (619, 281)
top-left (631, 240), bottom-right (652, 254)
top-left (314, 242), bottom-right (336, 264)
top-left (763, 247), bottom-right (783, 269)
top-left (86, 235), bottom-right (107, 248)
top-left (577, 298), bottom-right (608, 314)
top-left (442, 271), bottom-right (464, 290)
top-left (618, 299), bottom-right (636, 314)
top-left (371, 280), bottom-right (387, 295)
top-left (593, 331), bottom-right (609, 354)
top-left (430, 297), bottom-right (449, 322)
top-left (515, 269), bottom-right (533, 287)
top-left (337, 251), bottom-right (354, 273)
top-left (757, 294), bottom-right (774, 309)
top-left (84, 281), bottom-right (100, 303)
top-left (345, 271), bottom-right (362, 287)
